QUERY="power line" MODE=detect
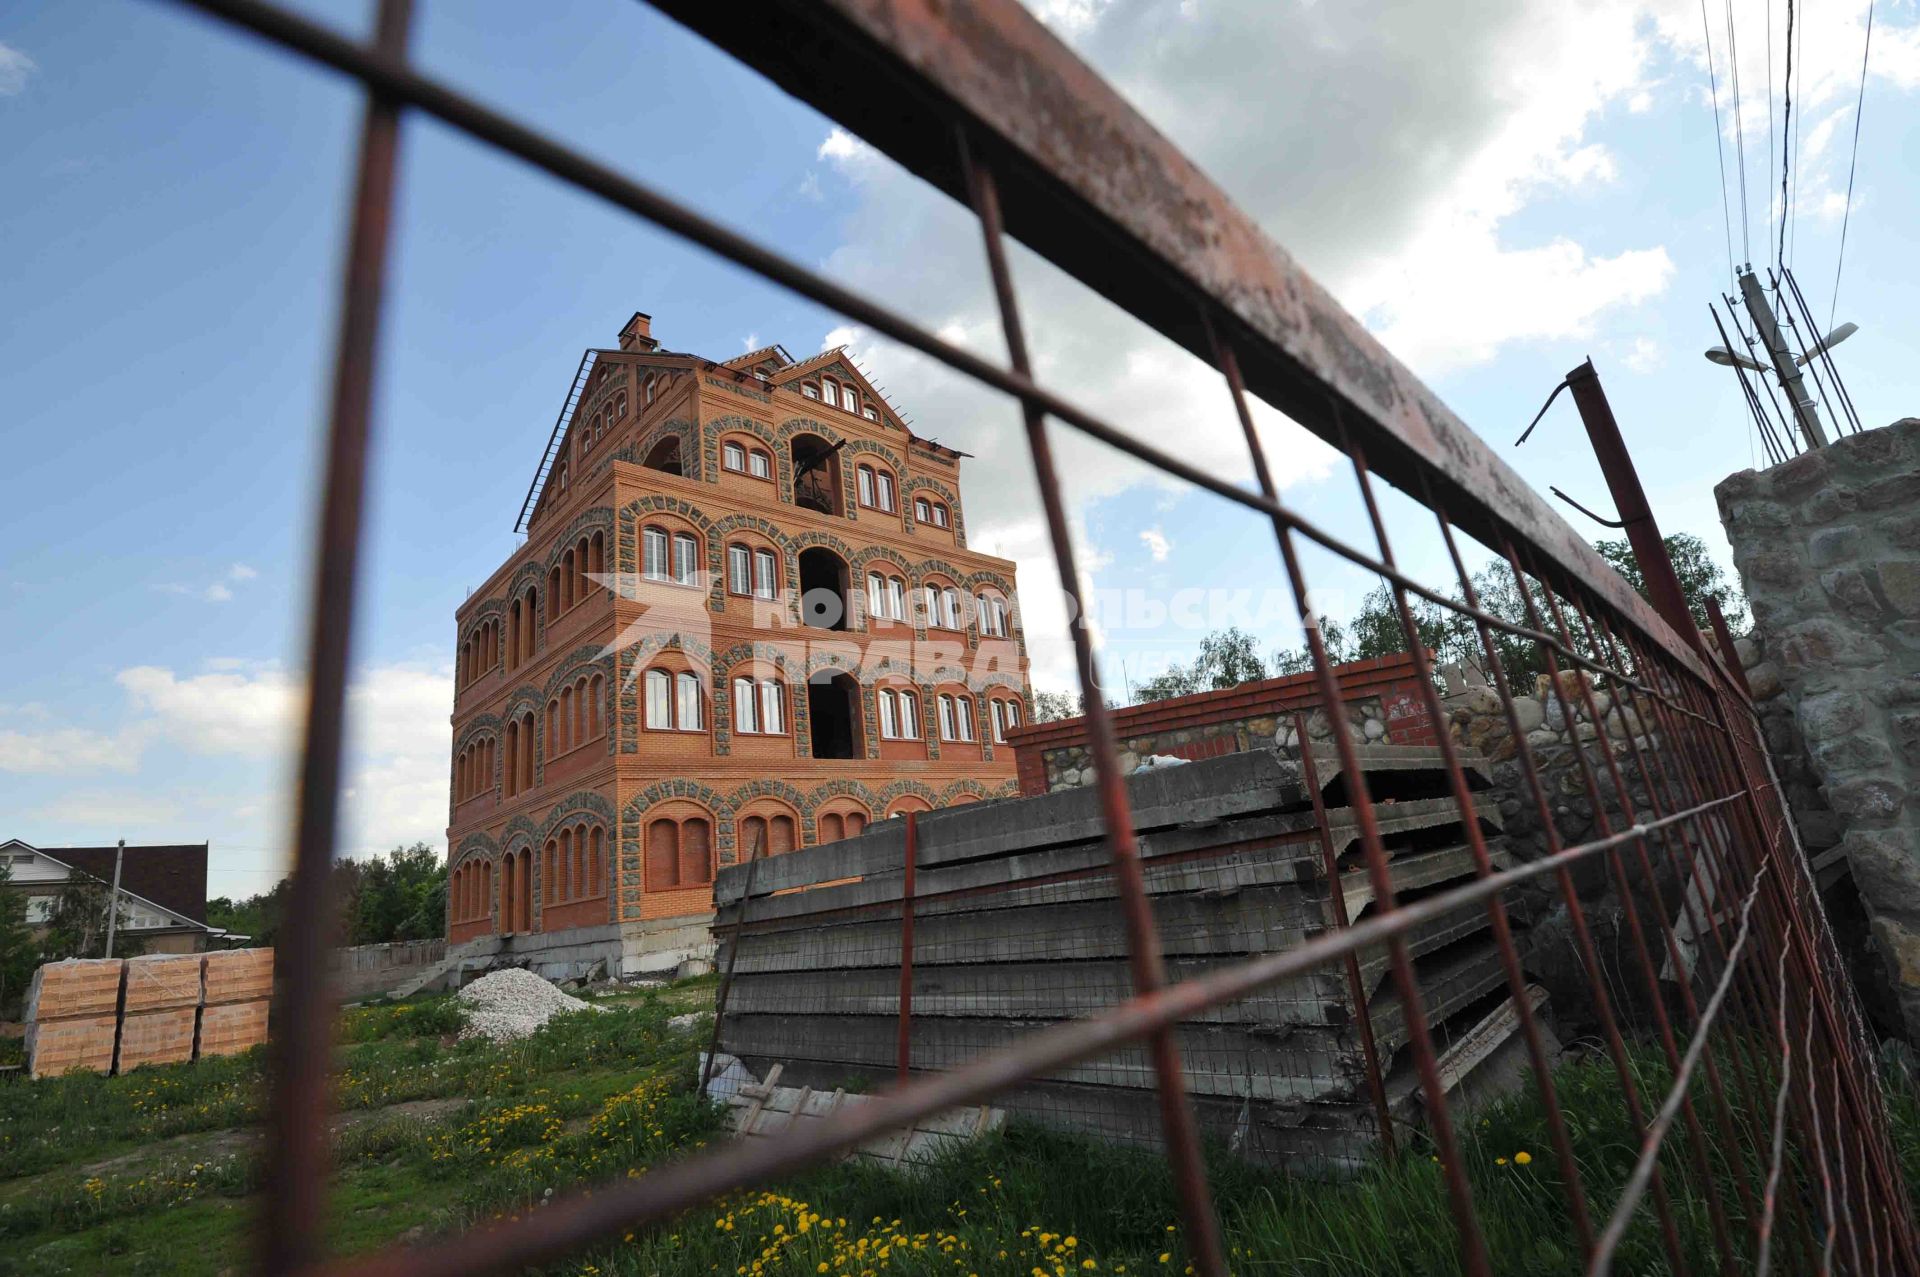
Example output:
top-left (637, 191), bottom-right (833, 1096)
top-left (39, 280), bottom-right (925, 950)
top-left (1830, 0), bottom-right (1874, 331)
top-left (1787, 0), bottom-right (1806, 266)
top-left (1724, 0), bottom-right (1752, 263)
top-left (1777, 0), bottom-right (1795, 270)
top-left (1766, 0), bottom-right (1775, 262)
top-left (1699, 0), bottom-right (1739, 284)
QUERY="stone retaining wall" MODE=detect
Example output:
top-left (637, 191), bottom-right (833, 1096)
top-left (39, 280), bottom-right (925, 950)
top-left (1716, 418), bottom-right (1920, 1038)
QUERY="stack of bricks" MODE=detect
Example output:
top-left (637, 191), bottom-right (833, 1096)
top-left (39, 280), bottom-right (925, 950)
top-left (116, 954), bottom-right (204, 1072)
top-left (23, 958), bottom-right (124, 1079)
top-left (197, 948), bottom-right (273, 1058)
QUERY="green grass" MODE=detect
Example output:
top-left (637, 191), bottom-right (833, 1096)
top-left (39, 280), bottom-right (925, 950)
top-left (3, 982), bottom-right (1916, 1277)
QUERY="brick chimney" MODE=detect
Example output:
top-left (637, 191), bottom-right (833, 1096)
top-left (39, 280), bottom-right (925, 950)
top-left (618, 311), bottom-right (657, 352)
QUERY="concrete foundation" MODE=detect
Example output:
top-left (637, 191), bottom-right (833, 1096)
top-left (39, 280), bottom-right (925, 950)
top-left (450, 913), bottom-right (715, 983)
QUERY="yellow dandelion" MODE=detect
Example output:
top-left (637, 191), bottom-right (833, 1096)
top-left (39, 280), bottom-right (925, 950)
top-left (1515, 1151), bottom-right (1533, 1165)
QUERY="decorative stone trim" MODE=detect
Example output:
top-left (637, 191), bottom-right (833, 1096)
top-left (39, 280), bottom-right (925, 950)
top-left (706, 513), bottom-right (799, 615)
top-left (542, 506), bottom-right (615, 572)
top-left (501, 687), bottom-right (548, 786)
top-left (901, 474), bottom-right (968, 548)
top-left (711, 643), bottom-right (812, 758)
top-left (457, 597), bottom-right (506, 650)
top-left (702, 415), bottom-right (790, 499)
top-left (615, 632), bottom-right (719, 754)
top-left (619, 780), bottom-right (737, 883)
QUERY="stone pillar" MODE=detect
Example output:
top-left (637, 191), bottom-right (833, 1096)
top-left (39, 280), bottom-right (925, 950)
top-left (1715, 417), bottom-right (1920, 1038)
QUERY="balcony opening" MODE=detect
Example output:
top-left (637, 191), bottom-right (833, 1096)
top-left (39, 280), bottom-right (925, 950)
top-left (643, 435), bottom-right (682, 475)
top-left (790, 433), bottom-right (843, 516)
top-left (798, 547), bottom-right (850, 631)
top-left (809, 671), bottom-right (862, 760)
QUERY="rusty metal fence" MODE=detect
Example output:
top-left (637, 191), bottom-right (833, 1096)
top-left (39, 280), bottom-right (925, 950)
top-left (163, 0), bottom-right (1916, 1273)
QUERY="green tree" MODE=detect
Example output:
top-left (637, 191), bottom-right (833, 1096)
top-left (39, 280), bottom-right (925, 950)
top-left (0, 863), bottom-right (40, 1019)
top-left (1031, 690), bottom-right (1083, 723)
top-left (1592, 533), bottom-right (1748, 634)
top-left (36, 878), bottom-right (146, 962)
top-left (1136, 625), bottom-right (1273, 702)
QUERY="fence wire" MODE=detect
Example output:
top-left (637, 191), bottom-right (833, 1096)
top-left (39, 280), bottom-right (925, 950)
top-left (159, 1), bottom-right (1918, 1274)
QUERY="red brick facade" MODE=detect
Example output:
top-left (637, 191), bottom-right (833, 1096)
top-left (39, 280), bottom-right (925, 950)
top-left (447, 315), bottom-right (1031, 947)
top-left (1007, 652), bottom-right (1434, 796)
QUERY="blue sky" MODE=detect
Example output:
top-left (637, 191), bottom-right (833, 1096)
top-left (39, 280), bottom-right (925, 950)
top-left (2, 0), bottom-right (1913, 897)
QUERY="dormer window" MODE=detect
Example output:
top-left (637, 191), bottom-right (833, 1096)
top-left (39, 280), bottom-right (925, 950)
top-left (802, 383), bottom-right (819, 401)
top-left (864, 407), bottom-right (878, 422)
top-left (822, 380), bottom-right (839, 409)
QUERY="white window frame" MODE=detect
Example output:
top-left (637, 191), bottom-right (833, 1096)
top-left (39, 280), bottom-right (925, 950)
top-left (956, 695), bottom-right (975, 741)
top-left (675, 672), bottom-right (703, 730)
top-left (642, 527), bottom-right (669, 581)
top-left (914, 498), bottom-right (931, 522)
top-left (866, 571), bottom-right (885, 620)
top-left (932, 504), bottom-right (949, 528)
top-left (897, 689), bottom-right (918, 739)
top-left (938, 694), bottom-right (957, 741)
top-left (863, 407), bottom-right (878, 422)
top-left (887, 575), bottom-right (906, 622)
top-left (822, 380), bottom-right (839, 408)
top-left (733, 676), bottom-right (757, 733)
top-left (758, 680), bottom-right (785, 734)
top-left (672, 532), bottom-right (698, 586)
top-left (748, 450), bottom-right (772, 479)
top-left (876, 471), bottom-right (895, 512)
top-left (644, 669), bottom-right (672, 730)
top-left (753, 549), bottom-right (777, 600)
top-left (802, 383), bottom-right (819, 400)
top-left (857, 465), bottom-right (876, 507)
top-left (941, 587), bottom-right (961, 630)
top-left (723, 440), bottom-right (747, 472)
top-left (878, 689), bottom-right (899, 739)
top-left (728, 544), bottom-right (751, 594)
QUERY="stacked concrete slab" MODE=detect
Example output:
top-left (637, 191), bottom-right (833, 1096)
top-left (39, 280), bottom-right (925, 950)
top-left (197, 948), bottom-right (273, 1058)
top-left (116, 954), bottom-right (205, 1071)
top-left (23, 958), bottom-right (124, 1078)
top-left (713, 746), bottom-right (1543, 1171)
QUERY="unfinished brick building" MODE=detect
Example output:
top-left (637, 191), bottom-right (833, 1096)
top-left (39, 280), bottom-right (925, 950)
top-left (446, 313), bottom-right (1031, 976)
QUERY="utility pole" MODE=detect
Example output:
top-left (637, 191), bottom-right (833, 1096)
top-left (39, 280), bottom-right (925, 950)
top-left (1737, 268), bottom-right (1829, 449)
top-left (103, 838), bottom-right (125, 959)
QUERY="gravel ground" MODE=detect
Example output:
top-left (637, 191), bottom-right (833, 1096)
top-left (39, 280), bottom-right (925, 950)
top-left (456, 968), bottom-right (604, 1042)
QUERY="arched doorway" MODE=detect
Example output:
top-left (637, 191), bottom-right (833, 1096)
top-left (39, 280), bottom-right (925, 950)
top-left (798, 547), bottom-right (850, 630)
top-left (809, 671), bottom-right (862, 759)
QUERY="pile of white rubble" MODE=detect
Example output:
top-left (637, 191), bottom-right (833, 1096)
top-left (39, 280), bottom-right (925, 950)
top-left (455, 967), bottom-right (604, 1042)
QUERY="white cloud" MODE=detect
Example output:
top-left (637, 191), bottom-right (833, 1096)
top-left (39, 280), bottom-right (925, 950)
top-left (817, 127), bottom-right (875, 166)
top-left (153, 563), bottom-right (259, 604)
top-left (0, 42), bottom-right (34, 97)
top-left (1140, 526), bottom-right (1171, 562)
top-left (117, 664), bottom-right (301, 755)
top-left (1622, 335), bottom-right (1664, 373)
top-left (0, 724), bottom-right (145, 775)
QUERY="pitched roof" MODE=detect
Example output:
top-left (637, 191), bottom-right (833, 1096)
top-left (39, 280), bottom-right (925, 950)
top-left (721, 344), bottom-right (793, 372)
top-left (41, 844), bottom-right (209, 924)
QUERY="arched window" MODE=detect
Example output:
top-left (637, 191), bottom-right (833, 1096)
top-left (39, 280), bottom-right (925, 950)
top-left (799, 547), bottom-right (850, 630)
top-left (731, 674), bottom-right (788, 735)
top-left (723, 440), bottom-right (747, 471)
top-left (643, 668), bottom-right (706, 732)
top-left (866, 572), bottom-right (907, 623)
top-left (547, 566), bottom-right (562, 621)
top-left (672, 532), bottom-right (698, 585)
top-left (727, 543), bottom-right (776, 599)
top-left (930, 502), bottom-right (950, 528)
top-left (855, 464), bottom-right (897, 513)
top-left (821, 379), bottom-right (839, 409)
top-left (975, 592), bottom-right (1004, 637)
top-left (938, 693), bottom-right (977, 743)
top-left (642, 526), bottom-right (669, 580)
top-left (816, 807), bottom-right (867, 846)
top-left (801, 382), bottom-right (819, 401)
top-left (914, 497), bottom-right (931, 522)
top-left (878, 687), bottom-right (920, 740)
top-left (736, 806), bottom-right (800, 859)
top-left (748, 448), bottom-right (772, 479)
top-left (589, 827), bottom-right (604, 896)
top-left (991, 696), bottom-right (1023, 743)
top-left (504, 720), bottom-right (519, 797)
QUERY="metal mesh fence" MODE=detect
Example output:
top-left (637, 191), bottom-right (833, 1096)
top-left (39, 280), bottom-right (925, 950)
top-left (160, 1), bottom-right (1917, 1273)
